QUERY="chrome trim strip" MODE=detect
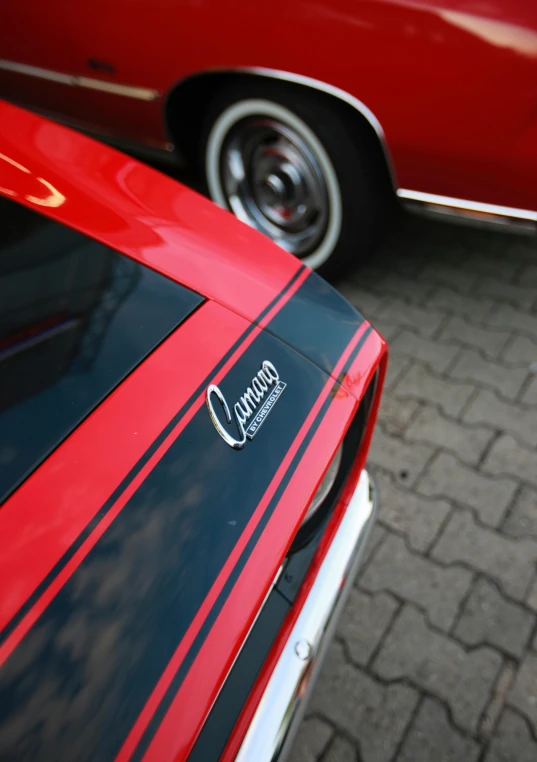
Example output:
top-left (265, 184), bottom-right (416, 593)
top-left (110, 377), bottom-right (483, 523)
top-left (77, 76), bottom-right (160, 101)
top-left (175, 67), bottom-right (397, 188)
top-left (0, 59), bottom-right (160, 101)
top-left (0, 59), bottom-right (75, 85)
top-left (398, 188), bottom-right (537, 227)
top-left (235, 468), bottom-right (377, 762)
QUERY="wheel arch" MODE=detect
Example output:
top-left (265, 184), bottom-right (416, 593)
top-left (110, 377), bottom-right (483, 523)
top-left (164, 68), bottom-right (397, 192)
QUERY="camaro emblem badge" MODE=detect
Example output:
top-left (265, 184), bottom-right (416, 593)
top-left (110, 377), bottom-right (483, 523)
top-left (206, 360), bottom-right (286, 449)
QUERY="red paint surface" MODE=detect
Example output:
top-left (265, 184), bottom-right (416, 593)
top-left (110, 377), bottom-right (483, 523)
top-left (0, 301), bottom-right (246, 656)
top-left (0, 101), bottom-right (301, 326)
top-left (2, 1), bottom-right (537, 210)
top-left (139, 330), bottom-right (387, 762)
top-left (0, 104), bottom-right (387, 761)
top-left (221, 336), bottom-right (388, 762)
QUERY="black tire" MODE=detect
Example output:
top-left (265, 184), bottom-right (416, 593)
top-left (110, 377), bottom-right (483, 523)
top-left (200, 79), bottom-right (391, 278)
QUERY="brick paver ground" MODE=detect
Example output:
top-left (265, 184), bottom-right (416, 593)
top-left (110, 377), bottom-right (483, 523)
top-left (289, 212), bottom-right (537, 761)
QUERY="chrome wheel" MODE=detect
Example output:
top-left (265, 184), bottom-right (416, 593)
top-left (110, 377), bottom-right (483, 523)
top-left (205, 99), bottom-right (343, 269)
top-left (220, 118), bottom-right (328, 257)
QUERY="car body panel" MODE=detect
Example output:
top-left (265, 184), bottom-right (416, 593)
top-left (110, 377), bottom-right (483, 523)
top-left (0, 291), bottom-right (382, 761)
top-left (0, 104), bottom-right (387, 760)
top-left (136, 330), bottom-right (384, 762)
top-left (0, 308), bottom-right (374, 762)
top-left (2, 0), bottom-right (537, 211)
top-left (0, 299), bottom-right (248, 641)
top-left (0, 0), bottom-right (81, 122)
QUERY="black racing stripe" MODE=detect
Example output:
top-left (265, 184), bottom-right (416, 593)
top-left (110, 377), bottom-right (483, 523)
top-left (0, 275), bottom-right (366, 762)
top-left (130, 326), bottom-right (374, 762)
top-left (0, 318), bottom-right (331, 762)
top-left (0, 266), bottom-right (306, 648)
top-left (264, 271), bottom-right (365, 376)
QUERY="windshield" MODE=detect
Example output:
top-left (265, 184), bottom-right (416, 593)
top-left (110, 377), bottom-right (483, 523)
top-left (0, 196), bottom-right (203, 503)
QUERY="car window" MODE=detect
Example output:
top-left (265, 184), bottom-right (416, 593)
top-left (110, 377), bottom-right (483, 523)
top-left (0, 196), bottom-right (203, 504)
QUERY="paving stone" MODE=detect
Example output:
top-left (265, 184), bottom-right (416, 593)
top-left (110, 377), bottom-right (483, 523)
top-left (518, 263), bottom-right (537, 287)
top-left (485, 708), bottom-right (537, 762)
top-left (393, 226), bottom-right (468, 267)
top-left (375, 273), bottom-right (436, 305)
top-left (377, 397), bottom-right (420, 436)
top-left (375, 472), bottom-right (451, 552)
top-left (389, 330), bottom-right (460, 374)
top-left (449, 349), bottom-right (528, 399)
top-left (481, 662), bottom-right (518, 737)
top-left (310, 641), bottom-right (418, 762)
top-left (521, 375), bottom-right (537, 405)
top-left (405, 406), bottom-right (494, 466)
top-left (418, 263), bottom-right (480, 292)
top-left (359, 524), bottom-right (387, 571)
top-left (439, 315), bottom-right (510, 358)
top-left (370, 318), bottom-right (401, 344)
top-left (373, 242), bottom-right (430, 275)
top-left (505, 240), bottom-right (537, 262)
top-left (383, 356), bottom-right (412, 393)
top-left (338, 589), bottom-right (398, 667)
top-left (428, 287), bottom-right (495, 321)
top-left (324, 735), bottom-right (358, 762)
top-left (372, 298), bottom-right (444, 337)
top-left (488, 304), bottom-right (537, 339)
top-left (454, 578), bottom-right (534, 658)
top-left (361, 533), bottom-right (472, 630)
top-left (432, 510), bottom-right (537, 601)
top-left (501, 485), bottom-right (537, 541)
top-left (483, 435), bottom-right (537, 489)
top-left (503, 335), bottom-right (537, 366)
top-left (508, 652), bottom-right (537, 734)
top-left (392, 362), bottom-right (475, 418)
top-left (397, 697), bottom-right (481, 762)
top-left (373, 606), bottom-right (502, 733)
top-left (417, 452), bottom-right (517, 527)
top-left (336, 283), bottom-right (389, 321)
top-left (369, 428), bottom-right (434, 488)
top-left (525, 576), bottom-right (537, 611)
top-left (465, 252), bottom-right (522, 279)
top-left (355, 262), bottom-right (389, 284)
top-left (476, 277), bottom-right (537, 309)
top-left (289, 717), bottom-right (333, 762)
top-left (463, 389), bottom-right (537, 448)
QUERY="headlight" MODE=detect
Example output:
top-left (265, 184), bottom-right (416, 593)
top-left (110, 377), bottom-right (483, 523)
top-left (302, 444), bottom-right (343, 525)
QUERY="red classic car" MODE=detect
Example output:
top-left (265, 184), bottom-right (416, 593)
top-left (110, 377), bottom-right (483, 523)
top-left (0, 102), bottom-right (386, 761)
top-left (1, 0), bottom-right (536, 275)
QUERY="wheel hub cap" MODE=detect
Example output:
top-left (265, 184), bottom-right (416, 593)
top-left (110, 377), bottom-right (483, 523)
top-left (220, 118), bottom-right (329, 257)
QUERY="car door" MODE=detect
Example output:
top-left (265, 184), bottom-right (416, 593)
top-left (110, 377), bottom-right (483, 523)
top-left (0, 1), bottom-right (81, 124)
top-left (64, 0), bottom-right (166, 148)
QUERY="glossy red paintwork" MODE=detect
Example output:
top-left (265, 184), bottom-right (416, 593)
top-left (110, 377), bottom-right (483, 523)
top-left (222, 338), bottom-right (388, 762)
top-left (0, 101), bottom-right (301, 327)
top-left (0, 300), bottom-right (250, 657)
top-left (0, 104), bottom-right (387, 760)
top-left (136, 329), bottom-right (386, 762)
top-left (3, 0), bottom-right (537, 211)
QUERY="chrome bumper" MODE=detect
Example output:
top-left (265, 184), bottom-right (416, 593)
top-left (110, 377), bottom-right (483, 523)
top-left (235, 469), bottom-right (377, 762)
